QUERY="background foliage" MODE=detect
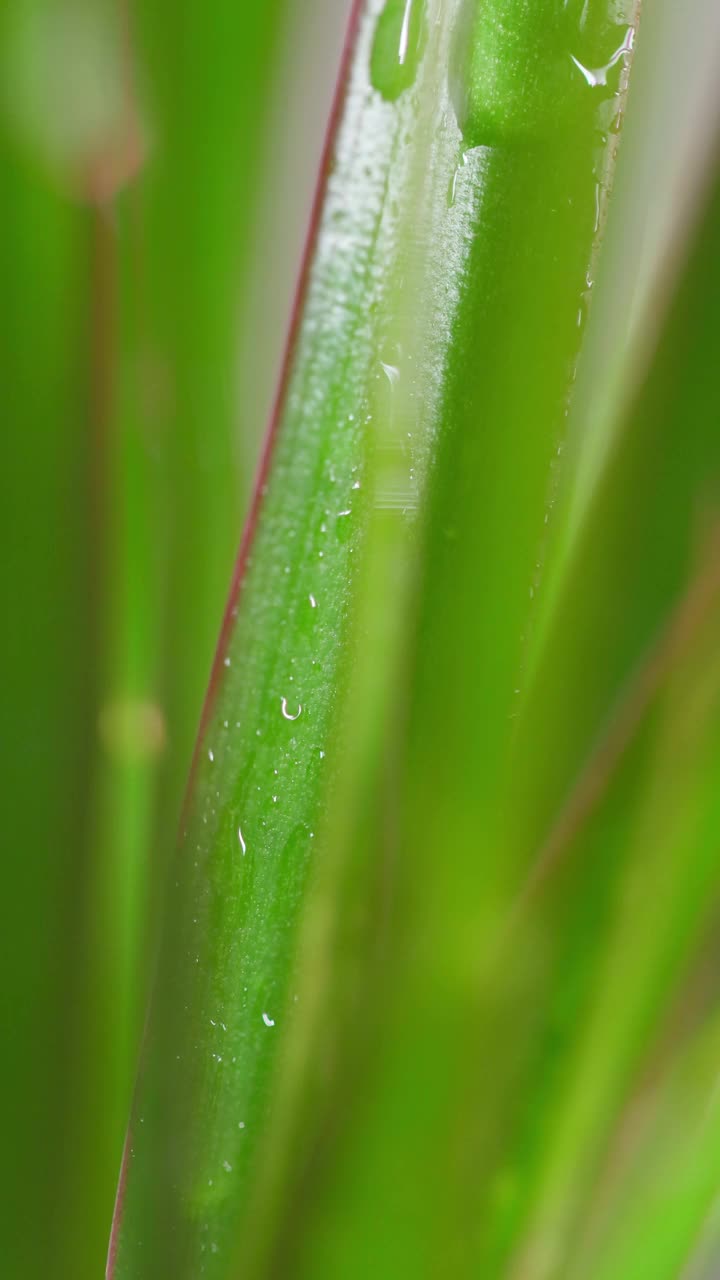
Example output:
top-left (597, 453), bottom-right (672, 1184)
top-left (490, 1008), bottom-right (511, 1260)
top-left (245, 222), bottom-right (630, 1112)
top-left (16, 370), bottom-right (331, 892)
top-left (3, 1), bottom-right (720, 1278)
top-left (1, 0), bottom-right (347, 1274)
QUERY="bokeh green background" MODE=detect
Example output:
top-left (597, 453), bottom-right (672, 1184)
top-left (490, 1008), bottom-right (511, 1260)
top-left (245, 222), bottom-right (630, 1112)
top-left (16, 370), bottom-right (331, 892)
top-left (4, 2), bottom-right (720, 1279)
top-left (1, 1), bottom-right (349, 1274)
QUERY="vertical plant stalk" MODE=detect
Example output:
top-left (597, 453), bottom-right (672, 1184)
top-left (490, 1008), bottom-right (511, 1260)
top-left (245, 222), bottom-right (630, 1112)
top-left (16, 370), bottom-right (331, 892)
top-left (109, 1), bottom-right (638, 1276)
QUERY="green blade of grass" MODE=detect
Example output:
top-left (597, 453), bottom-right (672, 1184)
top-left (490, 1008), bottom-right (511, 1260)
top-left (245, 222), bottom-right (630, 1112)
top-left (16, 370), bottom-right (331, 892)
top-left (583, 1002), bottom-right (720, 1280)
top-left (0, 35), bottom-right (96, 1280)
top-left (259, 5), bottom-right (644, 1277)
top-left (78, 0), bottom-right (299, 1264)
top-left (526, 0), bottom-right (720, 666)
top-left (110, 0), bottom-right (640, 1275)
top-left (2, 0), bottom-right (298, 1274)
top-left (495, 138), bottom-right (720, 1280)
top-left (332, 25), bottom-right (720, 1280)
top-left (343, 34), bottom-right (720, 1280)
top-left (129, 0), bottom-right (291, 833)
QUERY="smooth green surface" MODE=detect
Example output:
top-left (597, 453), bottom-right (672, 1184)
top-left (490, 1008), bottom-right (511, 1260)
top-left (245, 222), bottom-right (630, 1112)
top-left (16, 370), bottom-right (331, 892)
top-left (452, 0), bottom-right (634, 144)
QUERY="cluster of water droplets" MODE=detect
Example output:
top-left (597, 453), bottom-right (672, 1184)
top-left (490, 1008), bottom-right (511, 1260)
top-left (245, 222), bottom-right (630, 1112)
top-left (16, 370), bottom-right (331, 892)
top-left (199, 404), bottom-right (375, 894)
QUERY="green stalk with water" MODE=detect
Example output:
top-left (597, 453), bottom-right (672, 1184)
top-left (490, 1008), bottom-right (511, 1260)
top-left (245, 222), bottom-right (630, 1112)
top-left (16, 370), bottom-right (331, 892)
top-left (109, 1), bottom-right (643, 1274)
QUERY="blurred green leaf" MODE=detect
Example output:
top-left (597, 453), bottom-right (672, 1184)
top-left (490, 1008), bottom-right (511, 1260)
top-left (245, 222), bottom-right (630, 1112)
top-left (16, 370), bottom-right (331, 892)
top-left (0, 79), bottom-right (95, 1280)
top-left (2, 0), bottom-right (296, 1274)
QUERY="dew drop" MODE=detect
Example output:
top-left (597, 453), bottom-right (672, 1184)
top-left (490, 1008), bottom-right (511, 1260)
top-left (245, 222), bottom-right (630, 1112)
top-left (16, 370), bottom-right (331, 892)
top-left (281, 698), bottom-right (302, 721)
top-left (238, 827), bottom-right (246, 855)
top-left (447, 149), bottom-right (469, 209)
top-left (262, 1011), bottom-right (275, 1028)
top-left (370, 0), bottom-right (427, 102)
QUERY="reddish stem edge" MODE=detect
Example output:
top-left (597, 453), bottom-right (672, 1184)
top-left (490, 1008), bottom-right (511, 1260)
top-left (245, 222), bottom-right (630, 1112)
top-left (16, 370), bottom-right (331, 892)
top-left (106, 3), bottom-right (367, 1273)
top-left (182, 0), bottom-right (367, 826)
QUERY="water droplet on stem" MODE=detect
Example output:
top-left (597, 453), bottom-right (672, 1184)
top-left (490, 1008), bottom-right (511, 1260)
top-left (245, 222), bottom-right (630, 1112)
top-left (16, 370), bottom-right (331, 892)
top-left (370, 0), bottom-right (427, 102)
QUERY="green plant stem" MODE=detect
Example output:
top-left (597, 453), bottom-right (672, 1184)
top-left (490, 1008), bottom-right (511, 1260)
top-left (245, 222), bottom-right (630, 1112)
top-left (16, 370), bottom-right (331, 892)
top-left (110, 1), bottom-right (639, 1276)
top-left (0, 121), bottom-right (95, 1280)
